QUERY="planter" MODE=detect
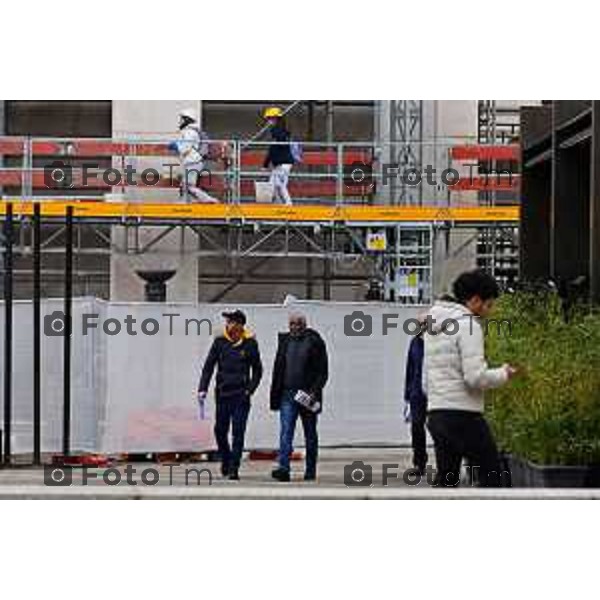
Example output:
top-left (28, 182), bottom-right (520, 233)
top-left (505, 455), bottom-right (600, 488)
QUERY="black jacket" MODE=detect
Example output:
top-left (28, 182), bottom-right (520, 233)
top-left (270, 328), bottom-right (328, 413)
top-left (199, 334), bottom-right (263, 401)
top-left (263, 125), bottom-right (294, 167)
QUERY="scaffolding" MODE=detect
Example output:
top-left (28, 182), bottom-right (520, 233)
top-left (476, 101), bottom-right (522, 284)
top-left (0, 135), bottom-right (520, 303)
top-left (388, 100), bottom-right (423, 206)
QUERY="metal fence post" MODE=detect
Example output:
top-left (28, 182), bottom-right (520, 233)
top-left (3, 202), bottom-right (13, 465)
top-left (63, 205), bottom-right (73, 456)
top-left (33, 202), bottom-right (42, 465)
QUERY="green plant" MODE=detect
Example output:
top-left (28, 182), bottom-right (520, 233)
top-left (485, 291), bottom-right (600, 465)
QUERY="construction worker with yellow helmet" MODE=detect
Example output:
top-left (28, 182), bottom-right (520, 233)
top-left (263, 106), bottom-right (284, 120)
top-left (262, 106), bottom-right (295, 205)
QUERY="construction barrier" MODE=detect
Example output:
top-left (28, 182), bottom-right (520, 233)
top-left (0, 299), bottom-right (421, 455)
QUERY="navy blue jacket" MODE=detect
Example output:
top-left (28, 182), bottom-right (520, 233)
top-left (263, 125), bottom-right (294, 167)
top-left (404, 334), bottom-right (427, 409)
top-left (199, 334), bottom-right (263, 401)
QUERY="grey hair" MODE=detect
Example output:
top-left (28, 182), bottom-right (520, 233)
top-left (288, 311), bottom-right (307, 325)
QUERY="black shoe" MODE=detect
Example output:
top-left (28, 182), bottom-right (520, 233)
top-left (413, 465), bottom-right (426, 477)
top-left (271, 467), bottom-right (291, 482)
top-left (304, 472), bottom-right (316, 482)
top-left (228, 468), bottom-right (240, 481)
top-left (221, 463), bottom-right (230, 478)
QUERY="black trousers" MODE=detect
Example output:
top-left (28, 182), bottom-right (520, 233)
top-left (427, 409), bottom-right (509, 488)
top-left (410, 402), bottom-right (428, 470)
top-left (214, 396), bottom-right (251, 470)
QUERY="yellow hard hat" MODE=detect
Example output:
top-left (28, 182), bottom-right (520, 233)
top-left (263, 106), bottom-right (283, 119)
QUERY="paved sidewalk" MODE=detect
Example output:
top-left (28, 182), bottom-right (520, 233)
top-left (0, 447), bottom-right (413, 488)
top-left (1, 448), bottom-right (599, 498)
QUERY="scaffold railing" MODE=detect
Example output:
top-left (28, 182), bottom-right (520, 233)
top-left (0, 135), bottom-right (520, 212)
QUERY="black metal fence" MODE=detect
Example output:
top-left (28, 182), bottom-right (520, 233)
top-left (1, 203), bottom-right (74, 466)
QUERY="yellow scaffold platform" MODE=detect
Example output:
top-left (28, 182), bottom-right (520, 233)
top-left (0, 201), bottom-right (520, 224)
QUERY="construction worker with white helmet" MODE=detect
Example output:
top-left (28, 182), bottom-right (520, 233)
top-left (173, 108), bottom-right (217, 203)
top-left (262, 106), bottom-right (295, 205)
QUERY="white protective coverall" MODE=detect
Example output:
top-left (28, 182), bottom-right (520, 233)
top-left (177, 124), bottom-right (217, 203)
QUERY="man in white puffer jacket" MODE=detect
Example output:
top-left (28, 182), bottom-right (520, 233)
top-left (424, 270), bottom-right (519, 487)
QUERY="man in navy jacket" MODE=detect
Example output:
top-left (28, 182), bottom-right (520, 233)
top-left (263, 107), bottom-right (295, 204)
top-left (198, 310), bottom-right (263, 480)
top-left (404, 322), bottom-right (428, 474)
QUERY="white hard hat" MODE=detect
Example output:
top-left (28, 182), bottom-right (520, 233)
top-left (282, 294), bottom-right (299, 307)
top-left (179, 108), bottom-right (198, 123)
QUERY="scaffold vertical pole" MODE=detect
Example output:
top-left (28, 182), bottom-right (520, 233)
top-left (25, 137), bottom-right (33, 200)
top-left (235, 140), bottom-right (241, 202)
top-left (336, 143), bottom-right (344, 205)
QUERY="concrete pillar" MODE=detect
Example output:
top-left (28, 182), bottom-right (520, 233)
top-left (110, 101), bottom-right (201, 302)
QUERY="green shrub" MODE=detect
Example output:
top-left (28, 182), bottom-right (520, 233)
top-left (485, 292), bottom-right (600, 465)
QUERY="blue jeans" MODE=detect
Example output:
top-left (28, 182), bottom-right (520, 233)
top-left (214, 396), bottom-right (251, 470)
top-left (278, 389), bottom-right (318, 476)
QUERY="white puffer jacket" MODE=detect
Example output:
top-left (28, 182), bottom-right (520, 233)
top-left (424, 300), bottom-right (509, 413)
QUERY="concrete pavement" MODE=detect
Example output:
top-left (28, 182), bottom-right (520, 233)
top-left (1, 448), bottom-right (599, 498)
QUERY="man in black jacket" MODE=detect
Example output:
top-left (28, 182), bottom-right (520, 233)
top-left (198, 310), bottom-right (263, 480)
top-left (270, 312), bottom-right (328, 482)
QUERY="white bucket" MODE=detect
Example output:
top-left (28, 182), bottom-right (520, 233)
top-left (254, 181), bottom-right (274, 203)
top-left (104, 192), bottom-right (126, 203)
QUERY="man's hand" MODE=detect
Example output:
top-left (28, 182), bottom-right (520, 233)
top-left (196, 391), bottom-right (207, 420)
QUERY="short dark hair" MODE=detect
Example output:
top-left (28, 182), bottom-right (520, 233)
top-left (222, 309), bottom-right (247, 326)
top-left (452, 270), bottom-right (500, 304)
